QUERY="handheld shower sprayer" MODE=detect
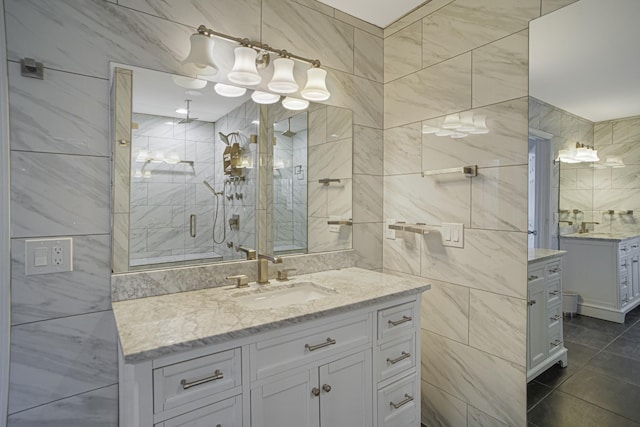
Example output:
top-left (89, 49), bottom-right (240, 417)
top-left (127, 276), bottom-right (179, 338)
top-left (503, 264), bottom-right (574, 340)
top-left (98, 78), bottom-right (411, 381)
top-left (203, 180), bottom-right (223, 196)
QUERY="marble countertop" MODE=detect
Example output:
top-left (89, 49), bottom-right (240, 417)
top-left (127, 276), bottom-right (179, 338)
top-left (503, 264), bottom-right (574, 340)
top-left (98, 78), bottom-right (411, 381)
top-left (528, 248), bottom-right (566, 263)
top-left (561, 231), bottom-right (640, 242)
top-left (112, 267), bottom-right (431, 363)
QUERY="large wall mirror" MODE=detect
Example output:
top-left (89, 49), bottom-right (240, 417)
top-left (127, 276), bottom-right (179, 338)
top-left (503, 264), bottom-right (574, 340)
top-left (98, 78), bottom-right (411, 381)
top-left (528, 0), bottom-right (640, 249)
top-left (111, 65), bottom-right (353, 273)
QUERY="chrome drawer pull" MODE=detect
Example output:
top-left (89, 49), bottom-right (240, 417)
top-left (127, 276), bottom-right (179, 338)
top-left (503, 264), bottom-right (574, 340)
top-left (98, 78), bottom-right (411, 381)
top-left (528, 300), bottom-right (536, 306)
top-left (305, 337), bottom-right (336, 352)
top-left (550, 314), bottom-right (561, 321)
top-left (528, 275), bottom-right (539, 281)
top-left (180, 369), bottom-right (224, 390)
top-left (550, 340), bottom-right (562, 347)
top-left (388, 316), bottom-right (412, 327)
top-left (549, 267), bottom-right (561, 273)
top-left (549, 290), bottom-right (560, 296)
top-left (390, 394), bottom-right (414, 409)
top-left (387, 351), bottom-right (411, 365)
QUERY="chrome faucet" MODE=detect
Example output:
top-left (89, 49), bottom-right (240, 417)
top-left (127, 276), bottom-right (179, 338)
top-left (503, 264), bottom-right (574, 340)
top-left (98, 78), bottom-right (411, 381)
top-left (257, 254), bottom-right (283, 284)
top-left (579, 221), bottom-right (599, 233)
top-left (236, 245), bottom-right (256, 260)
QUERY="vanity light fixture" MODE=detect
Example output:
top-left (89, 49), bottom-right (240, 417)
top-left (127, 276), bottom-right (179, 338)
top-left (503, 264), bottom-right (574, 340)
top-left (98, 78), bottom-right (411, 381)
top-left (574, 142), bottom-right (599, 162)
top-left (281, 97), bottom-right (309, 111)
top-left (183, 25), bottom-right (330, 101)
top-left (214, 83), bottom-right (247, 97)
top-left (603, 156), bottom-right (625, 168)
top-left (251, 91), bottom-right (280, 104)
top-left (172, 75), bottom-right (208, 89)
top-left (422, 112), bottom-right (490, 139)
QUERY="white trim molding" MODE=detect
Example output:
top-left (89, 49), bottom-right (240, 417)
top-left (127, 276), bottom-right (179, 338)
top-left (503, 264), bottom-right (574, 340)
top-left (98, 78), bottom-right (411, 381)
top-left (0, 0), bottom-right (12, 422)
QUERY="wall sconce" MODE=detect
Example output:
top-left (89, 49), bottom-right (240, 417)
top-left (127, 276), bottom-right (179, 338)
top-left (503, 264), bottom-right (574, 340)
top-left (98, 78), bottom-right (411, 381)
top-left (574, 143), bottom-right (599, 162)
top-left (183, 25), bottom-right (330, 106)
top-left (251, 91), bottom-right (280, 104)
top-left (422, 112), bottom-right (489, 138)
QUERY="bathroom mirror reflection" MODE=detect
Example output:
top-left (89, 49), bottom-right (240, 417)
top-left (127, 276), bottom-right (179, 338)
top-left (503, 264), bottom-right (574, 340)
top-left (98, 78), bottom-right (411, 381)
top-left (528, 0), bottom-right (640, 249)
top-left (111, 65), bottom-right (353, 274)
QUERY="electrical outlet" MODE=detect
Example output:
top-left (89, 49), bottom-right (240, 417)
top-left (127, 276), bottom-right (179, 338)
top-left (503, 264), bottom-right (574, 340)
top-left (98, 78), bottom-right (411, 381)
top-left (25, 238), bottom-right (73, 275)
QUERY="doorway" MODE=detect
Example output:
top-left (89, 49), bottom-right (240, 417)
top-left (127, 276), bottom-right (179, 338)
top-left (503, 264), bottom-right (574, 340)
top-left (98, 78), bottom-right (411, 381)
top-left (528, 129), bottom-right (554, 249)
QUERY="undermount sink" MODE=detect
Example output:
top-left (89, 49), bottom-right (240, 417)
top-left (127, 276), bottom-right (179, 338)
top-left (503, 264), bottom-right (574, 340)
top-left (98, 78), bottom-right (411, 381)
top-left (232, 281), bottom-right (337, 309)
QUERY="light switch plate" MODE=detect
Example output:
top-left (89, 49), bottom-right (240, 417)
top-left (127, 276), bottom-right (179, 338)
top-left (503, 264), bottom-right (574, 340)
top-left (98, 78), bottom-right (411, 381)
top-left (442, 223), bottom-right (464, 248)
top-left (25, 237), bottom-right (73, 275)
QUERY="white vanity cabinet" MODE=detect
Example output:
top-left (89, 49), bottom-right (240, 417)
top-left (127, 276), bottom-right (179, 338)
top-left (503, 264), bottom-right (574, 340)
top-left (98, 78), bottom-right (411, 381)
top-left (527, 251), bottom-right (567, 381)
top-left (561, 235), bottom-right (640, 323)
top-left (118, 295), bottom-right (422, 427)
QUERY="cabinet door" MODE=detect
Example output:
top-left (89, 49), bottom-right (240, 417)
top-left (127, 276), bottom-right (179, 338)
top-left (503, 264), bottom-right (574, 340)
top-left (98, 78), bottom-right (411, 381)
top-left (319, 350), bottom-right (372, 427)
top-left (528, 281), bottom-right (547, 369)
top-left (250, 370), bottom-right (320, 427)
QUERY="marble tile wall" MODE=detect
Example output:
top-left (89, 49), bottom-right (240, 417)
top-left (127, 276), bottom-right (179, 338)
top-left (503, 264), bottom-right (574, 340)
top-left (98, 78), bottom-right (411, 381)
top-left (383, 0), bottom-right (534, 425)
top-left (5, 0), bottom-right (382, 423)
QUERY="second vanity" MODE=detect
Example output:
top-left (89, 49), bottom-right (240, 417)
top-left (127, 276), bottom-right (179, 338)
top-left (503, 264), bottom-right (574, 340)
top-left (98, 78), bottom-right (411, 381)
top-left (113, 267), bottom-right (430, 427)
top-left (561, 232), bottom-right (640, 323)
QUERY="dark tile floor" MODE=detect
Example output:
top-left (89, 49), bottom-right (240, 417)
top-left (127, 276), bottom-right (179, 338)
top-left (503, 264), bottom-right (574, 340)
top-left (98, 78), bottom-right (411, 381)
top-left (528, 305), bottom-right (640, 427)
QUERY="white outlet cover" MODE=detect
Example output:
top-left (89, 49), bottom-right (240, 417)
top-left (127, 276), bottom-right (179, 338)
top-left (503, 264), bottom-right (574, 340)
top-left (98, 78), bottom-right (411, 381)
top-left (25, 237), bottom-right (73, 275)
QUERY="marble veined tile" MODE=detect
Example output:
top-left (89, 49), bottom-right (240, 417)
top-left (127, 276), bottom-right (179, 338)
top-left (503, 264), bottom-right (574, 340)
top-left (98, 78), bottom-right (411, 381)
top-left (8, 311), bottom-right (118, 414)
top-left (422, 97), bottom-right (529, 169)
top-left (353, 175), bottom-right (382, 223)
top-left (11, 151), bottom-right (110, 238)
top-left (469, 289), bottom-right (526, 365)
top-left (327, 178), bottom-right (352, 218)
top-left (612, 165), bottom-right (640, 190)
top-left (308, 108), bottom-right (327, 147)
top-left (594, 121), bottom-right (613, 147)
top-left (560, 190), bottom-right (591, 213)
top-left (385, 53), bottom-right (471, 129)
top-left (308, 138), bottom-right (352, 182)
top-left (472, 29), bottom-right (528, 108)
top-left (7, 385), bottom-right (118, 427)
top-left (262, 0), bottom-right (353, 73)
top-left (576, 168), bottom-right (594, 190)
top-left (6, 0), bottom-right (193, 79)
top-left (383, 232), bottom-right (422, 276)
top-left (594, 189), bottom-right (640, 212)
top-left (613, 116), bottom-right (640, 144)
top-left (423, 331), bottom-right (526, 427)
top-left (334, 10), bottom-right (383, 38)
top-left (353, 126), bottom-right (383, 175)
top-left (353, 223), bottom-right (383, 270)
top-left (421, 279), bottom-right (469, 344)
top-left (11, 235), bottom-right (111, 325)
top-left (384, 21), bottom-right (422, 83)
top-left (593, 168), bottom-right (612, 190)
top-left (471, 165), bottom-right (528, 232)
top-left (384, 122), bottom-right (422, 175)
top-left (421, 0), bottom-right (539, 68)
top-left (354, 29), bottom-right (383, 83)
top-left (8, 63), bottom-right (109, 157)
top-left (385, 0), bottom-right (454, 38)
top-left (326, 107), bottom-right (352, 141)
top-left (467, 405), bottom-right (511, 427)
top-left (118, 0), bottom-right (261, 40)
top-left (307, 216), bottom-right (352, 253)
top-left (328, 69), bottom-right (383, 129)
top-left (384, 173), bottom-right (471, 227)
top-left (421, 381), bottom-right (467, 427)
top-left (420, 228), bottom-right (527, 299)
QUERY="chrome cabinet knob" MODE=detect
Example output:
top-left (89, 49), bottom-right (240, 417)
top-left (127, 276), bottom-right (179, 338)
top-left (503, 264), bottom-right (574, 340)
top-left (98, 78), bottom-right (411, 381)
top-left (312, 387), bottom-right (320, 397)
top-left (322, 384), bottom-right (332, 393)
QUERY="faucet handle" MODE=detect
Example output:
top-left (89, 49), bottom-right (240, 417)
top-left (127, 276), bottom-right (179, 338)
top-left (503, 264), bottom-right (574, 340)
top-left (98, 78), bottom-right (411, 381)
top-left (277, 268), bottom-right (297, 281)
top-left (226, 274), bottom-right (249, 288)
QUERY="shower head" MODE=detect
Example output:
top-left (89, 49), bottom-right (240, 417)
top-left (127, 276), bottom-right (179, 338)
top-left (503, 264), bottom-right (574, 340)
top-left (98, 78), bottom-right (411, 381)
top-left (177, 99), bottom-right (198, 124)
top-left (281, 117), bottom-right (297, 137)
top-left (218, 131), bottom-right (239, 145)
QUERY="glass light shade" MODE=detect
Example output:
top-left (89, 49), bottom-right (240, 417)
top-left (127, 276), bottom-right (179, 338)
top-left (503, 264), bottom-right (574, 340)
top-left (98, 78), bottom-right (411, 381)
top-left (268, 58), bottom-right (298, 94)
top-left (450, 132), bottom-right (468, 139)
top-left (172, 75), bottom-right (208, 89)
top-left (469, 115), bottom-right (489, 134)
top-left (301, 68), bottom-right (330, 101)
top-left (281, 97), bottom-right (309, 111)
top-left (589, 149), bottom-right (600, 162)
top-left (558, 149), bottom-right (580, 163)
top-left (182, 34), bottom-right (218, 76)
top-left (214, 83), bottom-right (247, 97)
top-left (575, 146), bottom-right (594, 161)
top-left (604, 156), bottom-right (625, 168)
top-left (251, 91), bottom-right (280, 104)
top-left (458, 111), bottom-right (475, 132)
top-left (435, 129), bottom-right (453, 137)
top-left (421, 125), bottom-right (440, 134)
top-left (442, 113), bottom-right (461, 129)
top-left (228, 46), bottom-right (262, 85)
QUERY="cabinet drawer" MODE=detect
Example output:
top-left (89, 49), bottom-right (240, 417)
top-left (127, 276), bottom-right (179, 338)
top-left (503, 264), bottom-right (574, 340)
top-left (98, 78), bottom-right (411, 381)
top-left (547, 304), bottom-right (562, 328)
top-left (620, 276), bottom-right (630, 306)
top-left (377, 373), bottom-right (418, 427)
top-left (252, 314), bottom-right (371, 380)
top-left (378, 302), bottom-right (416, 341)
top-left (156, 395), bottom-right (242, 427)
top-left (546, 260), bottom-right (562, 279)
top-left (376, 333), bottom-right (416, 383)
top-left (548, 324), bottom-right (563, 355)
top-left (547, 280), bottom-right (561, 306)
top-left (528, 265), bottom-right (545, 284)
top-left (154, 348), bottom-right (241, 414)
